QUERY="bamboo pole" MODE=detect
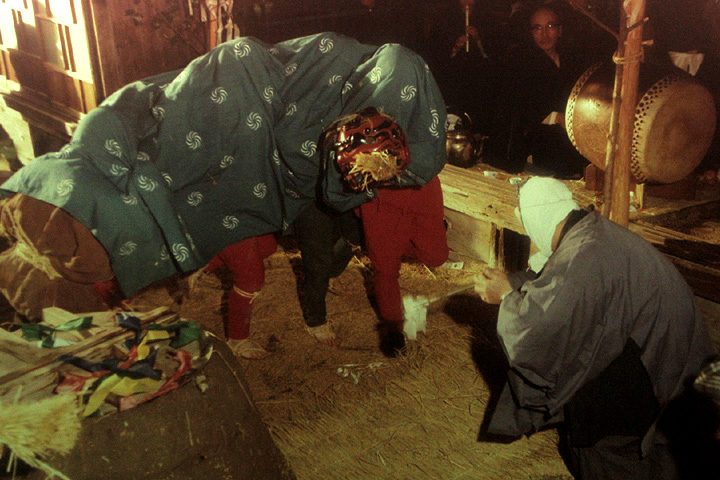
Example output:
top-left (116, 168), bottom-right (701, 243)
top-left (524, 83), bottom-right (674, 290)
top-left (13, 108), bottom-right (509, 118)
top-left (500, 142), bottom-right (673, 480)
top-left (600, 9), bottom-right (628, 217)
top-left (609, 0), bottom-right (647, 226)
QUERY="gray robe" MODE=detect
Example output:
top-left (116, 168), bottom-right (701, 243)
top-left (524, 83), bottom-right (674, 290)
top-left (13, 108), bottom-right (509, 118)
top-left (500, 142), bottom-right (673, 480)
top-left (488, 211), bottom-right (716, 453)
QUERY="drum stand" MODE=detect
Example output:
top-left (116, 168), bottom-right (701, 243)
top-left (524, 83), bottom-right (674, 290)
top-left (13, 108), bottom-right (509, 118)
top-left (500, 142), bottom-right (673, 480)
top-left (584, 163), bottom-right (698, 209)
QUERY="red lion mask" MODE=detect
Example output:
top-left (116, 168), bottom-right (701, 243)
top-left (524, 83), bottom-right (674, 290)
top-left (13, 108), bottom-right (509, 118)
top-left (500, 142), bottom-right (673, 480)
top-left (329, 108), bottom-right (411, 191)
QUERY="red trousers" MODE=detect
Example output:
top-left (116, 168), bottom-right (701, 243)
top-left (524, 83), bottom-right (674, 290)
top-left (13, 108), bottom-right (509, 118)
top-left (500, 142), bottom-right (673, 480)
top-left (357, 176), bottom-right (449, 326)
top-left (206, 234), bottom-right (277, 340)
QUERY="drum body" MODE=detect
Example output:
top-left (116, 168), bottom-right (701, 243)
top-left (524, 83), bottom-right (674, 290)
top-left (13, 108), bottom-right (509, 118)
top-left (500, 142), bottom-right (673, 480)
top-left (567, 62), bottom-right (717, 184)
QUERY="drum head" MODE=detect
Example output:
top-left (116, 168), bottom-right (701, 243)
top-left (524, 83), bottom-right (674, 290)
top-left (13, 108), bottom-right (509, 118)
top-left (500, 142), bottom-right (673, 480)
top-left (632, 74), bottom-right (717, 183)
top-left (567, 63), bottom-right (717, 184)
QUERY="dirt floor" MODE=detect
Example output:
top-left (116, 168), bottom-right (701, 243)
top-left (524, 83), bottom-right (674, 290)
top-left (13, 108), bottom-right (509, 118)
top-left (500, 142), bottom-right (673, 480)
top-left (158, 247), bottom-right (576, 480)
top-left (120, 221), bottom-right (720, 480)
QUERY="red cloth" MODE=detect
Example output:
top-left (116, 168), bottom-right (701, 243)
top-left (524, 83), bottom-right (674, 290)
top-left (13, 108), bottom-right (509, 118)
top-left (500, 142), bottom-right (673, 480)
top-left (356, 176), bottom-right (449, 326)
top-left (206, 234), bottom-right (277, 340)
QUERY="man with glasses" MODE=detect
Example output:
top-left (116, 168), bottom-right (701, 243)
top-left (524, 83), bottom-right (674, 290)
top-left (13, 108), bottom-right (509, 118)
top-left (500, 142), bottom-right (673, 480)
top-left (487, 2), bottom-right (591, 178)
top-left (530, 6), bottom-right (563, 66)
top-left (474, 176), bottom-right (716, 479)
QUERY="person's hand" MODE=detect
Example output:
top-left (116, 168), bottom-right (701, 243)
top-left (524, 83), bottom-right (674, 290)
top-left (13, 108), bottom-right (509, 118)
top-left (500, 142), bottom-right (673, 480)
top-left (473, 268), bottom-right (513, 304)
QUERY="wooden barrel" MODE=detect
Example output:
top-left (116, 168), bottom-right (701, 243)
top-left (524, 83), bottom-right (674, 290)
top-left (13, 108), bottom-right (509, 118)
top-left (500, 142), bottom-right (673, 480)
top-left (566, 62), bottom-right (717, 184)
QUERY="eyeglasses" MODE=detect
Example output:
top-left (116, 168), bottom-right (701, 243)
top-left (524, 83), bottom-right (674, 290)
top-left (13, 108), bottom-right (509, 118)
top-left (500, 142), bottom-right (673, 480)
top-left (530, 22), bottom-right (562, 33)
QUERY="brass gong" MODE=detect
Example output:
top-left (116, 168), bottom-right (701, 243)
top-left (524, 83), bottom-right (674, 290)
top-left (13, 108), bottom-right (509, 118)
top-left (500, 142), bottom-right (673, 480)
top-left (566, 62), bottom-right (717, 184)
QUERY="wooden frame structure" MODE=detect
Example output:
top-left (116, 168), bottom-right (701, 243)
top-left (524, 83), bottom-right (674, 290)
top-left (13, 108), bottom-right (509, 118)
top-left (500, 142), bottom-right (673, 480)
top-left (0, 0), bottom-right (210, 165)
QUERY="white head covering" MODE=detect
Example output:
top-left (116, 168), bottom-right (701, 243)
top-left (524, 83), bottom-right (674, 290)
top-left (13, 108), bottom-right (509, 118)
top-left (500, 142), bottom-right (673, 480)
top-left (518, 177), bottom-right (579, 270)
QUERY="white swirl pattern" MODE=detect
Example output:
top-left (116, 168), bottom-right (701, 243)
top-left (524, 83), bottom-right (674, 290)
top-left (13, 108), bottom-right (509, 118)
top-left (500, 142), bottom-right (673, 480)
top-left (273, 149), bottom-right (281, 165)
top-left (220, 155), bottom-right (234, 168)
top-left (222, 215), bottom-right (240, 229)
top-left (328, 75), bottom-right (342, 86)
top-left (285, 63), bottom-right (298, 76)
top-left (253, 183), bottom-right (267, 198)
top-left (301, 140), bottom-right (317, 157)
top-left (136, 151), bottom-right (150, 162)
top-left (429, 109), bottom-right (440, 138)
top-left (233, 41), bottom-right (251, 57)
top-left (186, 131), bottom-right (202, 150)
top-left (172, 244), bottom-right (190, 262)
top-left (400, 85), bottom-right (417, 101)
top-left (246, 112), bottom-right (262, 130)
top-left (319, 38), bottom-right (334, 53)
top-left (263, 86), bottom-right (275, 103)
top-left (161, 172), bottom-right (173, 186)
top-left (122, 194), bottom-right (138, 205)
top-left (105, 139), bottom-right (123, 158)
top-left (187, 191), bottom-right (203, 206)
top-left (56, 179), bottom-right (74, 197)
top-left (110, 164), bottom-right (129, 176)
top-left (369, 67), bottom-right (382, 84)
top-left (137, 175), bottom-right (158, 191)
top-left (211, 87), bottom-right (227, 104)
top-left (285, 103), bottom-right (297, 116)
top-left (342, 82), bottom-right (353, 95)
top-left (119, 241), bottom-right (137, 256)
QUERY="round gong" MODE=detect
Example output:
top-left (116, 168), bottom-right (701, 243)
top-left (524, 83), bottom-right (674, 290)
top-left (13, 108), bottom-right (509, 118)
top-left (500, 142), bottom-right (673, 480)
top-left (567, 62), bottom-right (717, 184)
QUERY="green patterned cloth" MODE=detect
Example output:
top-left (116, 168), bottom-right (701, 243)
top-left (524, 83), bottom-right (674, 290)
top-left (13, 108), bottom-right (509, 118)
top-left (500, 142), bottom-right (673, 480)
top-left (0, 33), bottom-right (446, 296)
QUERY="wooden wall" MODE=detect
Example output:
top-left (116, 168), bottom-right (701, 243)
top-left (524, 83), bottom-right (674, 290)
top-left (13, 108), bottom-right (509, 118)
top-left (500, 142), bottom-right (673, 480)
top-left (0, 0), bottom-right (210, 163)
top-left (0, 0), bottom-right (96, 113)
top-left (88, 0), bottom-right (209, 99)
top-left (0, 0), bottom-right (208, 116)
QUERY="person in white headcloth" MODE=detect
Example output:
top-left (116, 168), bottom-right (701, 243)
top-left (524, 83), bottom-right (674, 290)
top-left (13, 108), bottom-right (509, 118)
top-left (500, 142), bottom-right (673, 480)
top-left (474, 176), bottom-right (716, 479)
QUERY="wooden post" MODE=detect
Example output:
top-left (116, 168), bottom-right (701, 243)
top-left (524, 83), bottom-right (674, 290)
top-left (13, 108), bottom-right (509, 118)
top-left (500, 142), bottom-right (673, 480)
top-left (600, 11), bottom-right (627, 218)
top-left (609, 0), bottom-right (647, 226)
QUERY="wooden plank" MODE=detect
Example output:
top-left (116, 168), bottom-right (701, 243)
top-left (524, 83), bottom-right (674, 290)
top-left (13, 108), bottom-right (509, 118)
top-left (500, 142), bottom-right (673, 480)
top-left (663, 256), bottom-right (720, 303)
top-left (439, 165), bottom-right (522, 232)
top-left (2, 91), bottom-right (81, 136)
top-left (443, 208), bottom-right (495, 264)
top-left (85, 0), bottom-right (121, 100)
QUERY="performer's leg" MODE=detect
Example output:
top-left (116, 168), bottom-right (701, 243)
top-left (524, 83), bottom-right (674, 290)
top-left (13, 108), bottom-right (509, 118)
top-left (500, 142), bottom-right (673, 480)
top-left (362, 202), bottom-right (410, 356)
top-left (405, 178), bottom-right (449, 268)
top-left (215, 234), bottom-right (277, 359)
top-left (294, 203), bottom-right (335, 328)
